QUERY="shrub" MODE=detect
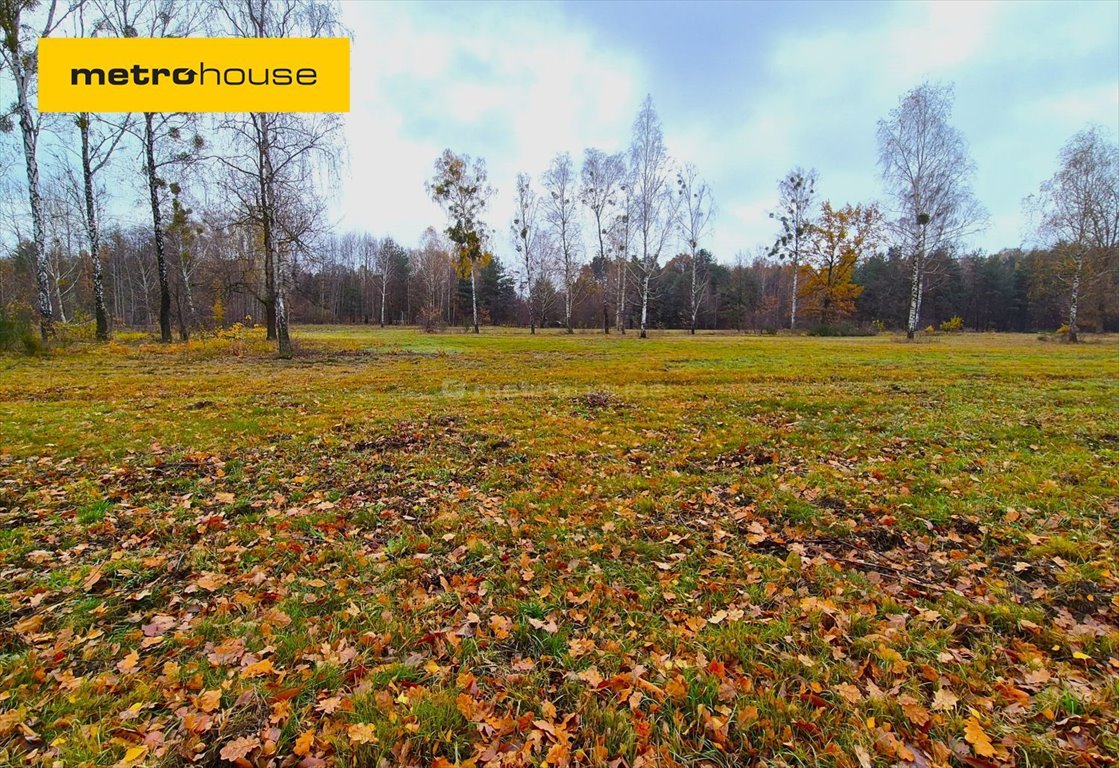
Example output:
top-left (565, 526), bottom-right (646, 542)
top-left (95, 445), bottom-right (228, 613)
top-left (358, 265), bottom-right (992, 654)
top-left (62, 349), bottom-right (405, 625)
top-left (0, 305), bottom-right (41, 354)
top-left (939, 315), bottom-right (964, 332)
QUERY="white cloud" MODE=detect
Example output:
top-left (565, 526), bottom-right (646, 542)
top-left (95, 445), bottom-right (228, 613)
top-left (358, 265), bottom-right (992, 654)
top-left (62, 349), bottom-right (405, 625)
top-left (334, 1), bottom-right (642, 255)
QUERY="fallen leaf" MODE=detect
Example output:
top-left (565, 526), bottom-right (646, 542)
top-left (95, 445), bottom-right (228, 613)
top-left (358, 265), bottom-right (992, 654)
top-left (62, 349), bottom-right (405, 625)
top-left (964, 716), bottom-right (996, 758)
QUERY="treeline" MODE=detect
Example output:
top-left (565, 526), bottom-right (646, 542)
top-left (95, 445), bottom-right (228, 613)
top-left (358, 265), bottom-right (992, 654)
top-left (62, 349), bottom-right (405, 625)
top-left (5, 222), bottom-right (1115, 335)
top-left (2, 3), bottom-right (1117, 353)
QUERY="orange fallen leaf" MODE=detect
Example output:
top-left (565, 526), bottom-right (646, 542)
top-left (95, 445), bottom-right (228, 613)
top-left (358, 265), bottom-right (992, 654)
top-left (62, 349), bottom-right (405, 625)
top-left (964, 716), bottom-right (995, 757)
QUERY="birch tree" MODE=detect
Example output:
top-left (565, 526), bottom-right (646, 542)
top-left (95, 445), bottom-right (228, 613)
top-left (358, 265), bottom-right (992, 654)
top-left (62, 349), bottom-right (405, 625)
top-left (427, 149), bottom-right (493, 334)
top-left (768, 167), bottom-right (817, 330)
top-left (607, 180), bottom-right (634, 333)
top-left (542, 151), bottom-right (581, 334)
top-left (580, 148), bottom-right (626, 334)
top-left (94, 0), bottom-right (204, 342)
top-left (628, 95), bottom-right (677, 338)
top-left (212, 0), bottom-right (344, 356)
top-left (510, 172), bottom-right (543, 334)
top-left (0, 0), bottom-right (78, 341)
top-left (877, 83), bottom-right (986, 339)
top-left (1029, 126), bottom-right (1119, 342)
top-left (676, 163), bottom-right (714, 335)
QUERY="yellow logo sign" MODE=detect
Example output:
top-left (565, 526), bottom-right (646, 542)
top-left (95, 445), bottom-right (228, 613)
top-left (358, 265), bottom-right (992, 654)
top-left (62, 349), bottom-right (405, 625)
top-left (38, 37), bottom-right (349, 113)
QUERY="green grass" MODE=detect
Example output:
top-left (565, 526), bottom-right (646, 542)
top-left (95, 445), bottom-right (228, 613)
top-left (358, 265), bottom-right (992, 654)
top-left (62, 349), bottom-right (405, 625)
top-left (0, 326), bottom-right (1117, 766)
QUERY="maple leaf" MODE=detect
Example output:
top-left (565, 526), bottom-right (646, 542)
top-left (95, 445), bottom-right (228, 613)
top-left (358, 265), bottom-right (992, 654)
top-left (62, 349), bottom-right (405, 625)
top-left (665, 675), bottom-right (688, 700)
top-left (489, 615), bottom-right (512, 639)
top-left (347, 722), bottom-right (378, 745)
top-left (898, 694), bottom-right (930, 727)
top-left (241, 658), bottom-right (275, 678)
top-left (315, 696), bottom-right (342, 714)
top-left (197, 690), bottom-right (222, 713)
top-left (931, 687), bottom-right (958, 711)
top-left (964, 716), bottom-right (996, 757)
top-left (293, 728), bottom-right (315, 756)
top-left (117, 650), bottom-right (140, 675)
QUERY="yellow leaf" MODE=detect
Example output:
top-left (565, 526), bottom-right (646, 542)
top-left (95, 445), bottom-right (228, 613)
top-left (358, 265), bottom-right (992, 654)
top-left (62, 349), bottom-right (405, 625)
top-left (1072, 651), bottom-right (1090, 660)
top-left (121, 745), bottom-right (148, 764)
top-left (293, 728), bottom-right (314, 756)
top-left (964, 716), bottom-right (996, 757)
top-left (197, 689), bottom-right (221, 713)
top-left (348, 722), bottom-right (378, 745)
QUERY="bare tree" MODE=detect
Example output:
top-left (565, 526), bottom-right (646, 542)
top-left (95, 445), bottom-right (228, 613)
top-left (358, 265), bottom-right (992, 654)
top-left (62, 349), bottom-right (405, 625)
top-left (211, 0), bottom-right (345, 356)
top-left (676, 163), bottom-right (714, 335)
top-left (427, 149), bottom-right (494, 334)
top-left (606, 180), bottom-right (634, 333)
top-left (628, 95), bottom-right (678, 338)
top-left (0, 0), bottom-right (78, 341)
top-left (510, 172), bottom-right (543, 334)
top-left (375, 237), bottom-right (400, 327)
top-left (580, 148), bottom-right (626, 334)
top-left (768, 167), bottom-right (817, 330)
top-left (542, 151), bottom-right (581, 334)
top-left (878, 82), bottom-right (986, 339)
top-left (1028, 126), bottom-right (1119, 342)
top-left (94, 0), bottom-right (205, 342)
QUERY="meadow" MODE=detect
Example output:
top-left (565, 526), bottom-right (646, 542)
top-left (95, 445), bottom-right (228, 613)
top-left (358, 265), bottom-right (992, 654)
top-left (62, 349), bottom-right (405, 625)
top-left (1, 327), bottom-right (1117, 767)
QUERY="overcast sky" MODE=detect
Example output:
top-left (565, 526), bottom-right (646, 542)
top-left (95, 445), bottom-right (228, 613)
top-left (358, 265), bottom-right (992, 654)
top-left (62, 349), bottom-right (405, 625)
top-left (335, 0), bottom-right (1119, 264)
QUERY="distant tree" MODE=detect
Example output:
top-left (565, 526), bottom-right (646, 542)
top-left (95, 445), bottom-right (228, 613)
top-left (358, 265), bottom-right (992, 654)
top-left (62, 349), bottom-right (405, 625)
top-left (854, 247), bottom-right (909, 328)
top-left (478, 256), bottom-right (517, 325)
top-left (510, 172), bottom-right (543, 334)
top-left (542, 152), bottom-right (582, 333)
top-left (878, 82), bottom-right (986, 338)
top-left (628, 95), bottom-right (678, 338)
top-left (768, 167), bottom-right (817, 330)
top-left (375, 237), bottom-right (403, 327)
top-left (427, 149), bottom-right (494, 334)
top-left (803, 202), bottom-right (881, 324)
top-left (580, 148), bottom-right (627, 333)
top-left (1027, 126), bottom-right (1119, 341)
top-left (718, 251), bottom-right (760, 332)
top-left (676, 164), bottom-right (714, 334)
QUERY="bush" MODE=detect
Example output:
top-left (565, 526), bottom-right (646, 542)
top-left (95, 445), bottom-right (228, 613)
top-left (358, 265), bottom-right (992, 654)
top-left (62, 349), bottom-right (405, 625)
top-left (0, 305), bottom-right (42, 354)
top-left (939, 315), bottom-right (964, 332)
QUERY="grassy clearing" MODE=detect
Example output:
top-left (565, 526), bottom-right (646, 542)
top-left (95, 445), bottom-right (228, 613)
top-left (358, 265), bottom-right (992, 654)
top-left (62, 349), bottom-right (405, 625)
top-left (1, 327), bottom-right (1117, 767)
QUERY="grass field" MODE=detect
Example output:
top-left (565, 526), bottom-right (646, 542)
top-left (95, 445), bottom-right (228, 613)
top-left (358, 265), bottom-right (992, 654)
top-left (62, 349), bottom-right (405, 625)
top-left (1, 327), bottom-right (1117, 767)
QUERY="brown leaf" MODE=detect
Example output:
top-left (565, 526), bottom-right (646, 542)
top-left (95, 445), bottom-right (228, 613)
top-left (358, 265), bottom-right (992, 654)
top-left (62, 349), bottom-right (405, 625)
top-left (219, 735), bottom-right (258, 762)
top-left (931, 687), bottom-right (958, 712)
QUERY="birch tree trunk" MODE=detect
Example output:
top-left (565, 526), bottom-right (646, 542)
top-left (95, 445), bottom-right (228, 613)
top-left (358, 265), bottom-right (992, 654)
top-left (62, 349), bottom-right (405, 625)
top-left (639, 274), bottom-right (650, 338)
top-left (9, 44), bottom-right (52, 341)
top-left (790, 259), bottom-right (799, 330)
top-left (906, 252), bottom-right (921, 339)
top-left (616, 260), bottom-right (626, 334)
top-left (470, 264), bottom-right (479, 333)
top-left (1067, 253), bottom-right (1083, 343)
top-left (380, 273), bottom-right (387, 327)
top-left (144, 113), bottom-right (173, 343)
top-left (79, 114), bottom-right (110, 340)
